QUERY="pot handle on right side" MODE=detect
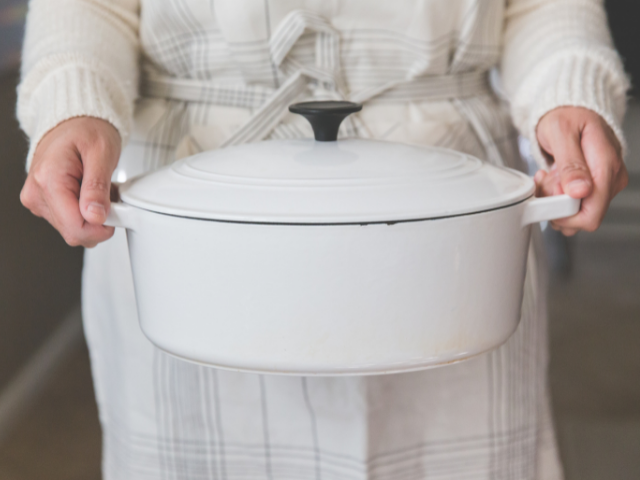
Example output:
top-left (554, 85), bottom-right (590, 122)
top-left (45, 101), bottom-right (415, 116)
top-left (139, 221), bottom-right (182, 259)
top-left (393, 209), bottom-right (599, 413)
top-left (521, 194), bottom-right (581, 226)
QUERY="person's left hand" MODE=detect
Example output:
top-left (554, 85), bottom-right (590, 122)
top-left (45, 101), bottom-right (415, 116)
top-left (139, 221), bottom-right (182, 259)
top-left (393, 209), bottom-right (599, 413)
top-left (534, 106), bottom-right (628, 236)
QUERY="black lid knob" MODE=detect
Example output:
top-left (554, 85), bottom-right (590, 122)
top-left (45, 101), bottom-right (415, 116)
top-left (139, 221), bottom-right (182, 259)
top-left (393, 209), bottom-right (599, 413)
top-left (289, 101), bottom-right (362, 142)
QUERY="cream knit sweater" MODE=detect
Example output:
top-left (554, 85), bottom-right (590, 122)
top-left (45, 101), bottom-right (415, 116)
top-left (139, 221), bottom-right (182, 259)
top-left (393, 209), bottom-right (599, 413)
top-left (17, 0), bottom-right (629, 169)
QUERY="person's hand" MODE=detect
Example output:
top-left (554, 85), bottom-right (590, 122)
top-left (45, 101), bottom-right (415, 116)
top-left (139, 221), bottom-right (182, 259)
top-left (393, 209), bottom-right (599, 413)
top-left (534, 106), bottom-right (628, 236)
top-left (20, 117), bottom-right (121, 248)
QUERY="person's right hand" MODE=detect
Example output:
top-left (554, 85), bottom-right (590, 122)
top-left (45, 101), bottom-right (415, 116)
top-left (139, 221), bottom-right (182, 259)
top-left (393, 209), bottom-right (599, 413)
top-left (20, 117), bottom-right (121, 248)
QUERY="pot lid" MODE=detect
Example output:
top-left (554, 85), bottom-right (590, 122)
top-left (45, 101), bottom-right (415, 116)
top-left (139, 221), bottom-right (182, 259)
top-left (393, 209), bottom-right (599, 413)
top-left (119, 101), bottom-right (534, 224)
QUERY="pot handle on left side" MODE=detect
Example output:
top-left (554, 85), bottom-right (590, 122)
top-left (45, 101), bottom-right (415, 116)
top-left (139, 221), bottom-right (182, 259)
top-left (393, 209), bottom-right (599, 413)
top-left (521, 194), bottom-right (581, 226)
top-left (104, 202), bottom-right (136, 229)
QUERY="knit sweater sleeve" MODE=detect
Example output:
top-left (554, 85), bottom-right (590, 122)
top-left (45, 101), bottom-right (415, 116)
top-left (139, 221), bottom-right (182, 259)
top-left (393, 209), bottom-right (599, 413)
top-left (501, 0), bottom-right (629, 169)
top-left (17, 0), bottom-right (140, 170)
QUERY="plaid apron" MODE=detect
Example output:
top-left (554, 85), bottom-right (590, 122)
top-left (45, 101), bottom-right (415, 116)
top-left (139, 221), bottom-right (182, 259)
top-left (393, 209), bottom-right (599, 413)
top-left (82, 2), bottom-right (563, 479)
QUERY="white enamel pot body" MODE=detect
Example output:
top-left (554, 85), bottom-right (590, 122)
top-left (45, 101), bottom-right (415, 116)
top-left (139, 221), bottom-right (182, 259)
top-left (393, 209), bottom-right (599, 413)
top-left (106, 192), bottom-right (578, 376)
top-left (104, 101), bottom-right (580, 375)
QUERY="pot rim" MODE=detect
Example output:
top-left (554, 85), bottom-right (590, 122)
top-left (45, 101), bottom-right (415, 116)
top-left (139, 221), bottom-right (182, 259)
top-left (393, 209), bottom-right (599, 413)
top-left (116, 192), bottom-right (535, 226)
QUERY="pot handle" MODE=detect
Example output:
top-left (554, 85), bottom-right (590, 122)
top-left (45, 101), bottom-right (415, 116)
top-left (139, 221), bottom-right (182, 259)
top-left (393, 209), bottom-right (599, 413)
top-left (521, 194), bottom-right (580, 226)
top-left (104, 202), bottom-right (135, 229)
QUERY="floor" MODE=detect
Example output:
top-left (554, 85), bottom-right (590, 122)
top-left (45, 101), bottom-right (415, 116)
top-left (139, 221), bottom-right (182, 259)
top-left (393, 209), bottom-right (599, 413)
top-left (0, 69), bottom-right (638, 479)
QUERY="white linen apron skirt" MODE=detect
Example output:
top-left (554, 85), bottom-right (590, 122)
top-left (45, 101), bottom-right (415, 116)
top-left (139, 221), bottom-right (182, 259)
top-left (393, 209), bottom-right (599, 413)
top-left (82, 2), bottom-right (563, 479)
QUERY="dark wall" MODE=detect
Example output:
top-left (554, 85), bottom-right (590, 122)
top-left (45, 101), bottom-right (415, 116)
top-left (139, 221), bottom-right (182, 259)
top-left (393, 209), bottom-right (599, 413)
top-left (0, 71), bottom-right (84, 390)
top-left (607, 1), bottom-right (640, 95)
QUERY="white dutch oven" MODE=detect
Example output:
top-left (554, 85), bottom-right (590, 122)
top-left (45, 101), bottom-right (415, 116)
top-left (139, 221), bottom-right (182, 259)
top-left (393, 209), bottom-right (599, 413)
top-left (105, 101), bottom-right (578, 376)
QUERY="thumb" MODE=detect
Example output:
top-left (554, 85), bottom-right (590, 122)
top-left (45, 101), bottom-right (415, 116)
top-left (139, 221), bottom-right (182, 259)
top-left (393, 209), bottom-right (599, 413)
top-left (79, 142), bottom-right (119, 225)
top-left (547, 131), bottom-right (594, 199)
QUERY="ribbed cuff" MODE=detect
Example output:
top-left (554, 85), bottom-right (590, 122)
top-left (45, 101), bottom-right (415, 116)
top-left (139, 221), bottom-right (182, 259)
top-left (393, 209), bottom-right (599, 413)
top-left (511, 48), bottom-right (629, 170)
top-left (18, 56), bottom-right (133, 171)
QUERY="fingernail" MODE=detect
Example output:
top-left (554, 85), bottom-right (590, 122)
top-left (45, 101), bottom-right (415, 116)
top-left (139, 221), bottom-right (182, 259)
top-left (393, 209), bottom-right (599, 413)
top-left (88, 202), bottom-right (106, 217)
top-left (567, 179), bottom-right (590, 192)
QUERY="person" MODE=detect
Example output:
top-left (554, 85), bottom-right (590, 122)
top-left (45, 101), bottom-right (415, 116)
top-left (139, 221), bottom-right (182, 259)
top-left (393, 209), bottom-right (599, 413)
top-left (18, 1), bottom-right (628, 479)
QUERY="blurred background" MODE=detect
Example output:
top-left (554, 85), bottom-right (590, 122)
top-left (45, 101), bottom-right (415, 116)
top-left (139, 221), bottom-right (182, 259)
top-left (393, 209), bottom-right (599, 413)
top-left (0, 2), bottom-right (639, 479)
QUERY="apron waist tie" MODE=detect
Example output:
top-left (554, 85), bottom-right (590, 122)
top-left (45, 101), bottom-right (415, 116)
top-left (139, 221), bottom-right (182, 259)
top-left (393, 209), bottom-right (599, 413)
top-left (141, 69), bottom-right (491, 110)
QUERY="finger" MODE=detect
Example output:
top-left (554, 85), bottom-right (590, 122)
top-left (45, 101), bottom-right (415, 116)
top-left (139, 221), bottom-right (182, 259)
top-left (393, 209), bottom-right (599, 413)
top-left (545, 128), bottom-right (594, 199)
top-left (79, 139), bottom-right (119, 225)
top-left (20, 178), bottom-right (48, 219)
top-left (551, 186), bottom-right (609, 233)
top-left (551, 222), bottom-right (580, 237)
top-left (558, 226), bottom-right (579, 237)
top-left (590, 124), bottom-right (629, 199)
top-left (613, 161), bottom-right (629, 197)
top-left (43, 173), bottom-right (114, 247)
top-left (551, 126), bottom-right (618, 232)
top-left (534, 170), bottom-right (547, 197)
top-left (534, 168), bottom-right (563, 198)
top-left (549, 216), bottom-right (578, 236)
top-left (584, 121), bottom-right (623, 196)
